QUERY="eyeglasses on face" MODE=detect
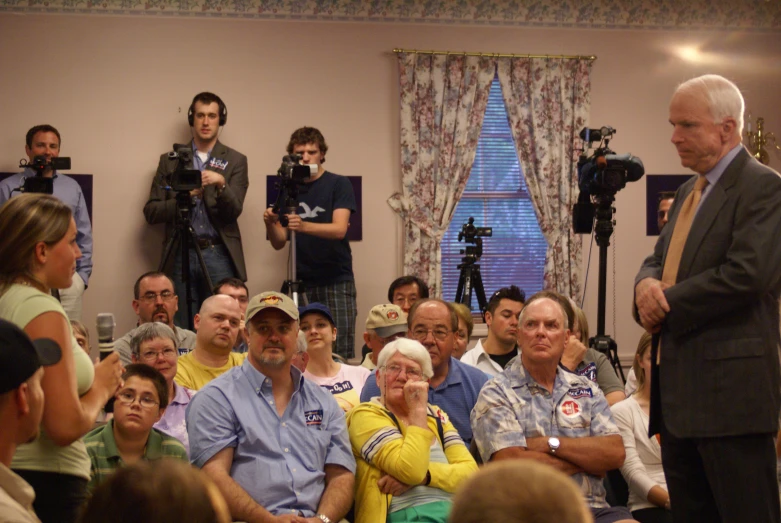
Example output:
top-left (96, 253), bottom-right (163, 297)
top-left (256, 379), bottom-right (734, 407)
top-left (116, 390), bottom-right (159, 409)
top-left (139, 348), bottom-right (178, 361)
top-left (139, 291), bottom-right (176, 304)
top-left (382, 364), bottom-right (424, 381)
top-left (411, 327), bottom-right (451, 342)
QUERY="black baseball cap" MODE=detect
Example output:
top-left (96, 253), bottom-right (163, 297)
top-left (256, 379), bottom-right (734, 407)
top-left (0, 319), bottom-right (62, 394)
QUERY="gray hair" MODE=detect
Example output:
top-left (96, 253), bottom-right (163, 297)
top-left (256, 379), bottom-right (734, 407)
top-left (376, 338), bottom-right (434, 379)
top-left (129, 322), bottom-right (178, 359)
top-left (676, 74), bottom-right (744, 137)
top-left (518, 294), bottom-right (569, 331)
top-left (296, 330), bottom-right (307, 354)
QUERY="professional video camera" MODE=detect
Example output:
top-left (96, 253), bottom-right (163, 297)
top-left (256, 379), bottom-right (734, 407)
top-left (573, 126), bottom-right (644, 234)
top-left (454, 217), bottom-right (493, 315)
top-left (271, 154), bottom-right (316, 227)
top-left (167, 144), bottom-right (202, 192)
top-left (17, 155), bottom-right (72, 194)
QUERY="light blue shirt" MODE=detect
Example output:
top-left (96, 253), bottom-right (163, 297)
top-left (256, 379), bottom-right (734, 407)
top-left (186, 359), bottom-right (355, 517)
top-left (360, 357), bottom-right (489, 445)
top-left (0, 168), bottom-right (93, 285)
top-left (190, 141), bottom-right (220, 240)
top-left (697, 143), bottom-right (743, 212)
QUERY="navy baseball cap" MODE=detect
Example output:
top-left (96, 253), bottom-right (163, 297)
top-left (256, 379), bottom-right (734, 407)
top-left (0, 319), bottom-right (62, 394)
top-left (298, 303), bottom-right (335, 326)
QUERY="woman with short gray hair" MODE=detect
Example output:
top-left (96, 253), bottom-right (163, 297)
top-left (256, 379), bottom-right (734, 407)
top-left (346, 338), bottom-right (477, 523)
top-left (129, 322), bottom-right (195, 455)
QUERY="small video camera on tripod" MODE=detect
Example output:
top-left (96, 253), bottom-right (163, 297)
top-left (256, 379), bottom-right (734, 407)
top-left (17, 155), bottom-right (72, 194)
top-left (167, 145), bottom-right (202, 194)
top-left (271, 154), bottom-right (315, 227)
top-left (455, 217), bottom-right (493, 317)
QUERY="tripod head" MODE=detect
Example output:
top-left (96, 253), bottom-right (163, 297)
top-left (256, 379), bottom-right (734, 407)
top-left (17, 155), bottom-right (72, 194)
top-left (272, 154), bottom-right (314, 227)
top-left (457, 217), bottom-right (492, 266)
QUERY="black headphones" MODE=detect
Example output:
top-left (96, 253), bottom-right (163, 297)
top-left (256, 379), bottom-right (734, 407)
top-left (187, 92), bottom-right (228, 127)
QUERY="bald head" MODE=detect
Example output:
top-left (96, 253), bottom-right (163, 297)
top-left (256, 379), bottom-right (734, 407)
top-left (194, 295), bottom-right (242, 354)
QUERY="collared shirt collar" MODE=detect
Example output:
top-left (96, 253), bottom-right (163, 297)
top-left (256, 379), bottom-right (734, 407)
top-left (506, 357), bottom-right (572, 397)
top-left (99, 419), bottom-right (165, 460)
top-left (170, 382), bottom-right (192, 406)
top-left (240, 357), bottom-right (305, 396)
top-left (22, 167), bottom-right (58, 180)
top-left (704, 143), bottom-right (742, 187)
top-left (435, 357), bottom-right (463, 390)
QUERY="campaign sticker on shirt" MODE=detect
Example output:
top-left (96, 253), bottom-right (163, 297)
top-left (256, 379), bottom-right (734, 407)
top-left (305, 409), bottom-right (324, 426)
top-left (324, 381), bottom-right (354, 394)
top-left (566, 387), bottom-right (593, 399)
top-left (177, 347), bottom-right (190, 356)
top-left (576, 362), bottom-right (598, 383)
top-left (560, 399), bottom-right (581, 417)
top-left (208, 158), bottom-right (229, 171)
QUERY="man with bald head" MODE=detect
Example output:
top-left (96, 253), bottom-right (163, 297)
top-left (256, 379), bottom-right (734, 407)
top-left (635, 75), bottom-right (781, 523)
top-left (174, 294), bottom-right (243, 390)
top-left (360, 298), bottom-right (489, 445)
top-left (472, 293), bottom-right (632, 523)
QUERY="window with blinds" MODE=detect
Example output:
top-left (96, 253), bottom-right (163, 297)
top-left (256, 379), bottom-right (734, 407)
top-left (440, 75), bottom-right (547, 313)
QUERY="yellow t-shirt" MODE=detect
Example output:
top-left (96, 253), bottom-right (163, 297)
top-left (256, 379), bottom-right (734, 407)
top-left (174, 351), bottom-right (246, 390)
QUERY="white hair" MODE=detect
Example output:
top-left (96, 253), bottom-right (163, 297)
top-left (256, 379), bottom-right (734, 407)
top-left (376, 338), bottom-right (433, 379)
top-left (676, 74), bottom-right (744, 137)
top-left (296, 330), bottom-right (307, 354)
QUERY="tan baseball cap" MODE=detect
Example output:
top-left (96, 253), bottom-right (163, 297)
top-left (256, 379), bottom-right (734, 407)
top-left (246, 292), bottom-right (299, 322)
top-left (365, 303), bottom-right (407, 338)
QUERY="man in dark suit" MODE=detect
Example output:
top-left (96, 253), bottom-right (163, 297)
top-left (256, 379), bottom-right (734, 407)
top-left (634, 74), bottom-right (781, 523)
top-left (145, 92), bottom-right (249, 328)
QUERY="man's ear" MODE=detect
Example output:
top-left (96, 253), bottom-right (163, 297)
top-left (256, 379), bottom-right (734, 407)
top-left (193, 314), bottom-right (201, 331)
top-left (14, 383), bottom-right (31, 417)
top-left (363, 332), bottom-right (371, 345)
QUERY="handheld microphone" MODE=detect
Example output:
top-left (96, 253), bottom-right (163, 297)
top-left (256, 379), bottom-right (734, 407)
top-left (96, 313), bottom-right (116, 361)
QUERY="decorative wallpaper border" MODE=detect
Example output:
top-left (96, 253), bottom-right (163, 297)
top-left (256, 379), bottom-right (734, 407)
top-left (1, 0), bottom-right (779, 32)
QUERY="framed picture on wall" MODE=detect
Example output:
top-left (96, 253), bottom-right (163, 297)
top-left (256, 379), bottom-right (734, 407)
top-left (646, 174), bottom-right (691, 236)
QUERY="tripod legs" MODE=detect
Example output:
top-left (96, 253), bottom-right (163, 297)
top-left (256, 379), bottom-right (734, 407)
top-left (455, 262), bottom-right (488, 317)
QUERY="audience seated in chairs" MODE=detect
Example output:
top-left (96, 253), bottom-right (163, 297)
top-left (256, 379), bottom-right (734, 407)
top-left (300, 302), bottom-right (371, 413)
top-left (471, 293), bottom-right (636, 523)
top-left (388, 275), bottom-right (429, 314)
top-left (129, 322), bottom-right (196, 455)
top-left (346, 338), bottom-right (477, 523)
top-left (187, 291), bottom-right (355, 523)
top-left (83, 364), bottom-right (188, 492)
top-left (361, 303), bottom-right (408, 370)
top-left (78, 460), bottom-right (231, 523)
top-left (174, 295), bottom-right (243, 390)
top-left (449, 460), bottom-right (594, 523)
top-left (610, 333), bottom-right (673, 523)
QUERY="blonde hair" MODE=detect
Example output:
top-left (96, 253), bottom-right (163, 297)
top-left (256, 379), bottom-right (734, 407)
top-left (450, 302), bottom-right (474, 337)
top-left (0, 193), bottom-right (72, 291)
top-left (573, 306), bottom-right (589, 346)
top-left (450, 460), bottom-right (593, 523)
top-left (632, 332), bottom-right (653, 391)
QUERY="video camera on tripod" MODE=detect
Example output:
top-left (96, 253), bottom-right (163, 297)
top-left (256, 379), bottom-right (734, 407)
top-left (572, 126), bottom-right (644, 234)
top-left (167, 144), bottom-right (202, 193)
top-left (271, 154), bottom-right (316, 227)
top-left (454, 217), bottom-right (493, 316)
top-left (17, 155), bottom-right (72, 194)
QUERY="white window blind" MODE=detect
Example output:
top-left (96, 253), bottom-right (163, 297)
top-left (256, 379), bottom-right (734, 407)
top-left (441, 75), bottom-right (547, 313)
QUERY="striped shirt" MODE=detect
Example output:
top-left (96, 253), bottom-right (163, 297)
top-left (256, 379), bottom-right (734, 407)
top-left (84, 420), bottom-right (188, 492)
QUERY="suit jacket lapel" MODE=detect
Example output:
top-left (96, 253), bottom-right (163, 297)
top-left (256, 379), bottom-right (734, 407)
top-left (676, 148), bottom-right (748, 280)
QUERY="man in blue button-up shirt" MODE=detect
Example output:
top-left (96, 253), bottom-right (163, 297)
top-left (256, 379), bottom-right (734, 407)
top-left (187, 291), bottom-right (355, 523)
top-left (0, 125), bottom-right (93, 321)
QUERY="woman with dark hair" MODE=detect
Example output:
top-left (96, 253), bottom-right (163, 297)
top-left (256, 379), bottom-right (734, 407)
top-left (0, 194), bottom-right (123, 523)
top-left (610, 333), bottom-right (672, 523)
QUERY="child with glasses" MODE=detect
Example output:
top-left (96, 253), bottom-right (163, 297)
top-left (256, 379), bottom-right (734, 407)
top-left (83, 365), bottom-right (188, 492)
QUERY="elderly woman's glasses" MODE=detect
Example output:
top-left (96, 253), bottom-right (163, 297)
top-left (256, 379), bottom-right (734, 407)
top-left (383, 364), bottom-right (424, 381)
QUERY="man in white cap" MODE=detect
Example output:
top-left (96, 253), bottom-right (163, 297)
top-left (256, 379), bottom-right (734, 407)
top-left (360, 304), bottom-right (407, 370)
top-left (187, 291), bottom-right (355, 523)
top-left (0, 319), bottom-right (62, 523)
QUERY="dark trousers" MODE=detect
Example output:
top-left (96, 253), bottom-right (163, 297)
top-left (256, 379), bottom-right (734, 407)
top-left (173, 243), bottom-right (238, 328)
top-left (632, 507), bottom-right (674, 523)
top-left (13, 470), bottom-right (88, 523)
top-left (660, 420), bottom-right (780, 523)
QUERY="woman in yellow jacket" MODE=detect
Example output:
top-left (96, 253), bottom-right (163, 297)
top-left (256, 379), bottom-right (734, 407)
top-left (346, 338), bottom-right (477, 523)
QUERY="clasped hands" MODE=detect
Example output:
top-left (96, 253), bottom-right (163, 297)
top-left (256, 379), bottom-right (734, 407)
top-left (635, 278), bottom-right (670, 333)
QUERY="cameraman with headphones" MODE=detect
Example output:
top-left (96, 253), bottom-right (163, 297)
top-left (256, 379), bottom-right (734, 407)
top-left (144, 92), bottom-right (249, 327)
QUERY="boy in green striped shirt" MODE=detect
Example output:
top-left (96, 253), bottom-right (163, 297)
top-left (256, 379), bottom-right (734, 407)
top-left (84, 364), bottom-right (187, 491)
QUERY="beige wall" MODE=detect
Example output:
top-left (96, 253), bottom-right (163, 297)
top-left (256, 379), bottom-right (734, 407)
top-left (1, 14), bottom-right (779, 359)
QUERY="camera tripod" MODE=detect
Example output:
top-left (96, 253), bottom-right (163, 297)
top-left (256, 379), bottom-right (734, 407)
top-left (589, 194), bottom-right (625, 382)
top-left (159, 191), bottom-right (213, 331)
top-left (274, 178), bottom-right (308, 307)
top-left (455, 250), bottom-right (488, 318)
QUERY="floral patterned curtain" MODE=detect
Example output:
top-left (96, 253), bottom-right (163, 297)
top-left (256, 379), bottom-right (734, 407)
top-left (496, 57), bottom-right (592, 302)
top-left (388, 53), bottom-right (495, 297)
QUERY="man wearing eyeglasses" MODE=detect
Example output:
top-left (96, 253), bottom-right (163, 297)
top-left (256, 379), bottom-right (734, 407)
top-left (84, 364), bottom-right (188, 492)
top-left (129, 322), bottom-right (195, 456)
top-left (115, 271), bottom-right (197, 366)
top-left (361, 299), bottom-right (489, 445)
top-left (188, 291), bottom-right (355, 523)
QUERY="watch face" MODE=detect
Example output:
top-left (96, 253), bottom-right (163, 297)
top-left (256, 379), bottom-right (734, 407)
top-left (549, 437), bottom-right (560, 448)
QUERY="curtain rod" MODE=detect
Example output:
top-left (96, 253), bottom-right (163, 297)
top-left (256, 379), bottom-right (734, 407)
top-left (393, 48), bottom-right (597, 60)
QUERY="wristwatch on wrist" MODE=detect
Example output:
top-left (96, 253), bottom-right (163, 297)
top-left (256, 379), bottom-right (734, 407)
top-left (548, 436), bottom-right (561, 454)
top-left (317, 515), bottom-right (332, 523)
